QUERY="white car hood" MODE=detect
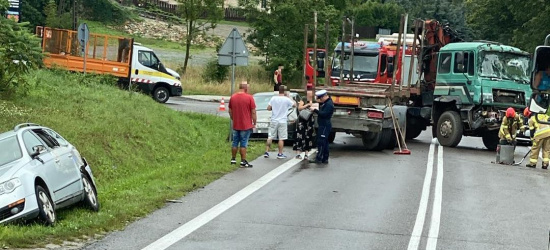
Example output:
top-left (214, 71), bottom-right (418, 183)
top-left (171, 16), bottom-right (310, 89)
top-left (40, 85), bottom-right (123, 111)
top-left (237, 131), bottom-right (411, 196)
top-left (0, 159), bottom-right (25, 182)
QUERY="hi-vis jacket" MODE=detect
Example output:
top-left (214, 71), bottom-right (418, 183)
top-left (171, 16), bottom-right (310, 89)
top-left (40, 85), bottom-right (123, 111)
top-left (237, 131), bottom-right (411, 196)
top-left (499, 116), bottom-right (524, 141)
top-left (529, 114), bottom-right (550, 140)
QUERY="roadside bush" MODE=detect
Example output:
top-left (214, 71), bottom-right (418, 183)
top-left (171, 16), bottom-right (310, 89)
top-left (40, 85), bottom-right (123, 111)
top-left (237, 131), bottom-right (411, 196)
top-left (202, 58), bottom-right (229, 83)
top-left (0, 12), bottom-right (43, 98)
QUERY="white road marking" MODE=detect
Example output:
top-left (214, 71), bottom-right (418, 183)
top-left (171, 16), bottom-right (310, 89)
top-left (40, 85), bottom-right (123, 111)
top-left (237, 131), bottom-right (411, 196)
top-left (141, 152), bottom-right (315, 250)
top-left (426, 145), bottom-right (444, 249)
top-left (407, 138), bottom-right (436, 250)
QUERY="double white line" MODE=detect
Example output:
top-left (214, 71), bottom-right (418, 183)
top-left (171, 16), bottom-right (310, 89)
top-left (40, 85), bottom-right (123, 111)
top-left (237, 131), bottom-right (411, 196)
top-left (408, 138), bottom-right (444, 250)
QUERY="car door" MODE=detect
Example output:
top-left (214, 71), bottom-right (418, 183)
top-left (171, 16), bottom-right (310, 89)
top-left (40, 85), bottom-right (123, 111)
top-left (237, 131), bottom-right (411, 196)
top-left (32, 129), bottom-right (81, 202)
top-left (21, 131), bottom-right (59, 201)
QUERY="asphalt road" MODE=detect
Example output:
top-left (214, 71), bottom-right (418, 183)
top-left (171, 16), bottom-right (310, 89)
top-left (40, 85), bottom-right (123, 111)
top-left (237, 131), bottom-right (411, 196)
top-left (82, 99), bottom-right (550, 250)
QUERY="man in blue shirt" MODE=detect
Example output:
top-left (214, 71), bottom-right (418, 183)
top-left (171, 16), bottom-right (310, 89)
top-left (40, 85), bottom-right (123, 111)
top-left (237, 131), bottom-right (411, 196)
top-left (309, 90), bottom-right (334, 164)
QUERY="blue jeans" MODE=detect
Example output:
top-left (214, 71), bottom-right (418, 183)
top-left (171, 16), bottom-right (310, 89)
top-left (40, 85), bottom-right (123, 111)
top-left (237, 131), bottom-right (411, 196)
top-left (232, 129), bottom-right (252, 148)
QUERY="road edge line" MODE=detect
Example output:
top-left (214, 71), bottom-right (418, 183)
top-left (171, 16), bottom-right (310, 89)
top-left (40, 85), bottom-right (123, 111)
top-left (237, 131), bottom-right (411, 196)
top-left (426, 144), bottom-right (444, 249)
top-left (141, 151), bottom-right (315, 250)
top-left (407, 138), bottom-right (436, 250)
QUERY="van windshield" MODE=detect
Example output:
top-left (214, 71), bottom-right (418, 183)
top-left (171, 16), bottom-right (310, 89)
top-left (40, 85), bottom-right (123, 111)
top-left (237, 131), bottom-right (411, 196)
top-left (479, 52), bottom-right (530, 83)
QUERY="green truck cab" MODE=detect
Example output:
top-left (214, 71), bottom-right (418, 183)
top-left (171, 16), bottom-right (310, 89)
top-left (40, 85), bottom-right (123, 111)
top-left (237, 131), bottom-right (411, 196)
top-left (432, 42), bottom-right (532, 150)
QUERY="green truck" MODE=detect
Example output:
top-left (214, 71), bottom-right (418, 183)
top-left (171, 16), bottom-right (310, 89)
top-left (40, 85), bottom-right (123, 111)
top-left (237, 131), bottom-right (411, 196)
top-left (412, 41), bottom-right (532, 151)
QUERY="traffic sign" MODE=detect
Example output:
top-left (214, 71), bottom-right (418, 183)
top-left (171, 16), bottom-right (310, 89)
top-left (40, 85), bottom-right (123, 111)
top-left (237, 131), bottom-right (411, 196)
top-left (218, 28), bottom-right (249, 66)
top-left (77, 23), bottom-right (89, 47)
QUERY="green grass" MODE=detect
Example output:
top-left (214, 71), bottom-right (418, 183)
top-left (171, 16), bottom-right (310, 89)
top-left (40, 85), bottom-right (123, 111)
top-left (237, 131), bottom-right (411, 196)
top-left (0, 69), bottom-right (264, 248)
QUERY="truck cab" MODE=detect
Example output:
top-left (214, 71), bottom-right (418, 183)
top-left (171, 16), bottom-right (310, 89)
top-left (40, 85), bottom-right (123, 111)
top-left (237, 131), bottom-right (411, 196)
top-left (131, 44), bottom-right (182, 103)
top-left (432, 42), bottom-right (532, 150)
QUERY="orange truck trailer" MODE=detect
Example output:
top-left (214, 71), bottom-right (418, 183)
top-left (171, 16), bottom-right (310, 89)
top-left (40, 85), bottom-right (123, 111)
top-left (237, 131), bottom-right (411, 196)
top-left (36, 26), bottom-right (182, 103)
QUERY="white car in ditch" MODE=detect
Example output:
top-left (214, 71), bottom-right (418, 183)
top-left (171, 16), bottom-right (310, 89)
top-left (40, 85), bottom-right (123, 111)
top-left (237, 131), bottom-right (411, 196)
top-left (0, 123), bottom-right (99, 225)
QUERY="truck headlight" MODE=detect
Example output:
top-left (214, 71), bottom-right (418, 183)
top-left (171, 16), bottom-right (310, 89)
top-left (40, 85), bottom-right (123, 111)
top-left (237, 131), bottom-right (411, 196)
top-left (0, 178), bottom-right (22, 195)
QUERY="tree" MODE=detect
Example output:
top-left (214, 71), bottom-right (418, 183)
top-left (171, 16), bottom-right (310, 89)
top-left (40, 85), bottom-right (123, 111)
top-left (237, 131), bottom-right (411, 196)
top-left (176, 0), bottom-right (224, 74)
top-left (241, 0), bottom-right (341, 78)
top-left (0, 0), bottom-right (44, 97)
top-left (352, 1), bottom-right (404, 33)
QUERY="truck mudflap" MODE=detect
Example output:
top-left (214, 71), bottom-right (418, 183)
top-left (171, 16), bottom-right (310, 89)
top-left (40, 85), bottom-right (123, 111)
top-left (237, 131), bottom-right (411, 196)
top-left (373, 104), bottom-right (408, 131)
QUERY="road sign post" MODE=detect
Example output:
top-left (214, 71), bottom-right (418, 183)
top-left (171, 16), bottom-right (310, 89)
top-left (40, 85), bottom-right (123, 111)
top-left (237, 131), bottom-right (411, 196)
top-left (218, 28), bottom-right (249, 141)
top-left (78, 23), bottom-right (89, 74)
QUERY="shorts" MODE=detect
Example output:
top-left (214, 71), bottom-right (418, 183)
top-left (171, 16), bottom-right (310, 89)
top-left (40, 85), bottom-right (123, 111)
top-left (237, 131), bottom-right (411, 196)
top-left (232, 129), bottom-right (252, 148)
top-left (268, 121), bottom-right (288, 140)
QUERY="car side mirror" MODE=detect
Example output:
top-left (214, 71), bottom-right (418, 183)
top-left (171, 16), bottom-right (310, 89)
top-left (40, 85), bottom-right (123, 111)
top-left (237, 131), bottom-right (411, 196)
top-left (30, 145), bottom-right (46, 158)
top-left (530, 93), bottom-right (550, 114)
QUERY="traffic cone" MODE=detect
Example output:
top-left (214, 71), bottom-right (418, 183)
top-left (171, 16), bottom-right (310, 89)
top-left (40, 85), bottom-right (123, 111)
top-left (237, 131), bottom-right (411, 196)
top-left (219, 97), bottom-right (226, 112)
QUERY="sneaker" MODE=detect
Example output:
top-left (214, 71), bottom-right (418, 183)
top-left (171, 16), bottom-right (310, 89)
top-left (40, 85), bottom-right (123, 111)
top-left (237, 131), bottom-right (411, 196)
top-left (543, 164), bottom-right (548, 169)
top-left (277, 153), bottom-right (287, 159)
top-left (263, 152), bottom-right (269, 158)
top-left (240, 160), bottom-right (253, 168)
top-left (231, 159), bottom-right (237, 165)
top-left (295, 155), bottom-right (302, 159)
top-left (526, 163), bottom-right (536, 168)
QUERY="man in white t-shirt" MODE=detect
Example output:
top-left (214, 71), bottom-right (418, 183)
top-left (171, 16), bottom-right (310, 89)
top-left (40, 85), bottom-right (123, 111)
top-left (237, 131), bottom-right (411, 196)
top-left (264, 85), bottom-right (296, 159)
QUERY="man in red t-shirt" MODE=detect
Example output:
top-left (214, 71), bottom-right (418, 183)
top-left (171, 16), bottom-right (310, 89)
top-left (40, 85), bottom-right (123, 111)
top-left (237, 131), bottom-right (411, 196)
top-left (228, 82), bottom-right (257, 168)
top-left (273, 64), bottom-right (283, 92)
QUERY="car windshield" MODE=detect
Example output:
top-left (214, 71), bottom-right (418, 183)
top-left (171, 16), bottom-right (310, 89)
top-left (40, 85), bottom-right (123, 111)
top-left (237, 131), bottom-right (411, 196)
top-left (479, 52), bottom-right (530, 83)
top-left (332, 53), bottom-right (379, 74)
top-left (0, 136), bottom-right (23, 166)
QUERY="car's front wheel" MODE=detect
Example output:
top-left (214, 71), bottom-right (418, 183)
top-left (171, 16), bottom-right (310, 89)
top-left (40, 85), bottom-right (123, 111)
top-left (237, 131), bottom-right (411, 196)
top-left (82, 174), bottom-right (100, 212)
top-left (153, 86), bottom-right (170, 103)
top-left (36, 185), bottom-right (56, 226)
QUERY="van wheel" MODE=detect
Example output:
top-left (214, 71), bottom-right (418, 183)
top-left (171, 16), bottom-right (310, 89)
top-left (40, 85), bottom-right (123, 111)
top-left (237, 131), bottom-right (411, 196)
top-left (82, 174), bottom-right (100, 212)
top-left (36, 185), bottom-right (56, 226)
top-left (153, 87), bottom-right (170, 103)
top-left (436, 111), bottom-right (463, 147)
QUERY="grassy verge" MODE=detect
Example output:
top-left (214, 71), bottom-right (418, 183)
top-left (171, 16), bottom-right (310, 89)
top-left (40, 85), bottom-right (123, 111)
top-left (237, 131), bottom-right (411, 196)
top-left (177, 65), bottom-right (276, 95)
top-left (0, 69), bottom-right (264, 248)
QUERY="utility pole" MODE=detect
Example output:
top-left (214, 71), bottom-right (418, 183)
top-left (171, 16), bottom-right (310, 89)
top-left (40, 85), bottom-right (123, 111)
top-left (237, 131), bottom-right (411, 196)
top-left (313, 11), bottom-right (318, 88)
top-left (324, 19), bottom-right (330, 89)
top-left (340, 16), bottom-right (345, 86)
top-left (349, 17), bottom-right (355, 83)
top-left (72, 0), bottom-right (77, 31)
top-left (302, 24), bottom-right (309, 90)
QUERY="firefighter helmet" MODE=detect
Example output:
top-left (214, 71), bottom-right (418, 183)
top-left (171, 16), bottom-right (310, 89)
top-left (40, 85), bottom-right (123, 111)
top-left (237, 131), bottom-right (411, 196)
top-left (523, 107), bottom-right (531, 117)
top-left (506, 107), bottom-right (516, 118)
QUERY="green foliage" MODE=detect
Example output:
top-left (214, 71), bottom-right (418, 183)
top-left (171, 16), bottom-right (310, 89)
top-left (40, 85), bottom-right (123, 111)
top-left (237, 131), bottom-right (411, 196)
top-left (43, 0), bottom-right (71, 29)
top-left (0, 0), bottom-right (8, 13)
top-left (80, 0), bottom-right (131, 24)
top-left (0, 16), bottom-right (43, 98)
top-left (352, 1), bottom-right (404, 32)
top-left (202, 59), bottom-right (229, 83)
top-left (466, 0), bottom-right (550, 52)
top-left (21, 0), bottom-right (48, 28)
top-left (242, 0), bottom-right (341, 78)
top-left (176, 0), bottom-right (224, 74)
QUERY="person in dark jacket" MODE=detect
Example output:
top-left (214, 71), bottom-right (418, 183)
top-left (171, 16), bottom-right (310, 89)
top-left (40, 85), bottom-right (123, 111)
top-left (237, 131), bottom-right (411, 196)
top-left (309, 89), bottom-right (334, 164)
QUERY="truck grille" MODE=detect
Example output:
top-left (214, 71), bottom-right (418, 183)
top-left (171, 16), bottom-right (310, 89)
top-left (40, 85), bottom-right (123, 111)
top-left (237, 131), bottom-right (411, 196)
top-left (492, 89), bottom-right (525, 105)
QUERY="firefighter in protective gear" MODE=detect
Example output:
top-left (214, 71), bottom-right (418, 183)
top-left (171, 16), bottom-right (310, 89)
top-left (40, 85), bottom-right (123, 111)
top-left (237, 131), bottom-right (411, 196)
top-left (526, 113), bottom-right (550, 169)
top-left (498, 108), bottom-right (524, 145)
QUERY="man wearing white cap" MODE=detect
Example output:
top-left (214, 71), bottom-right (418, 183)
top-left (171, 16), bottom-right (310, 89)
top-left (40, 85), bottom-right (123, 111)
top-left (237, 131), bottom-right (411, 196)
top-left (309, 89), bottom-right (334, 164)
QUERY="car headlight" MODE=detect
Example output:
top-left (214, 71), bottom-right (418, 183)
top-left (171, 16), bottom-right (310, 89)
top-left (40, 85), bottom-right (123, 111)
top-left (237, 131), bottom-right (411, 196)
top-left (256, 123), bottom-right (269, 128)
top-left (0, 178), bottom-right (22, 195)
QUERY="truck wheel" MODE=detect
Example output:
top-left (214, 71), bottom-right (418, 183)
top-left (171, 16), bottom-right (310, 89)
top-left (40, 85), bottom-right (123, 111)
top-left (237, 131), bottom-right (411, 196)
top-left (362, 132), bottom-right (381, 150)
top-left (482, 131), bottom-right (499, 151)
top-left (373, 128), bottom-right (393, 151)
top-left (153, 87), bottom-right (170, 103)
top-left (436, 111), bottom-right (463, 147)
top-left (328, 132), bottom-right (336, 143)
top-left (406, 117), bottom-right (423, 140)
top-left (386, 129), bottom-right (397, 149)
